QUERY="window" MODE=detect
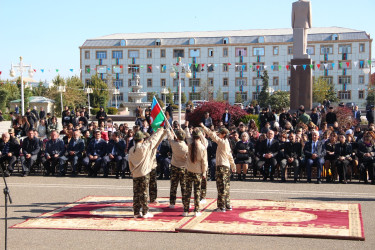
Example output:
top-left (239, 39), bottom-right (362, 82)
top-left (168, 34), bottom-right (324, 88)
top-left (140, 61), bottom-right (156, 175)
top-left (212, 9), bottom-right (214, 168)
top-left (128, 65), bottom-right (140, 74)
top-left (189, 92), bottom-right (201, 100)
top-left (273, 46), bottom-right (279, 55)
top-left (112, 51), bottom-right (123, 59)
top-left (96, 51), bottom-right (107, 59)
top-left (173, 49), bottom-right (184, 58)
top-left (321, 77), bottom-right (333, 84)
top-left (173, 78), bottom-right (185, 87)
top-left (120, 40), bottom-right (126, 46)
top-left (238, 92), bottom-right (248, 102)
top-left (97, 65), bottom-right (106, 74)
top-left (359, 75), bottom-right (365, 84)
top-left (161, 49), bottom-right (166, 58)
top-left (253, 47), bottom-right (265, 56)
top-left (252, 77), bottom-right (262, 86)
top-left (161, 79), bottom-right (166, 87)
top-left (128, 50), bottom-right (139, 58)
top-left (235, 78), bottom-right (247, 86)
top-left (208, 48), bottom-right (214, 57)
top-left (189, 78), bottom-right (200, 87)
top-left (332, 34), bottom-right (339, 40)
top-left (114, 79), bottom-right (123, 87)
top-left (223, 78), bottom-right (228, 86)
top-left (112, 93), bottom-right (124, 102)
top-left (273, 62), bottom-right (279, 71)
top-left (288, 77), bottom-right (291, 86)
top-left (189, 38), bottom-right (195, 45)
top-left (147, 64), bottom-right (152, 73)
top-left (223, 48), bottom-right (228, 57)
top-left (112, 65), bottom-right (123, 74)
top-left (273, 77), bottom-right (279, 86)
top-left (147, 79), bottom-right (152, 87)
top-left (338, 91), bottom-right (351, 100)
top-left (339, 45), bottom-right (352, 54)
top-left (288, 46), bottom-right (293, 55)
top-left (85, 65), bottom-right (90, 74)
top-left (223, 38), bottom-right (229, 44)
top-left (339, 61), bottom-right (351, 69)
top-left (208, 78), bottom-right (214, 86)
top-left (258, 36), bottom-right (265, 43)
top-left (306, 46), bottom-right (315, 55)
top-left (160, 64), bottom-right (166, 73)
top-left (223, 63), bottom-right (228, 72)
top-left (84, 51), bottom-right (90, 59)
top-left (147, 49), bottom-right (152, 58)
top-left (252, 63), bottom-right (265, 71)
top-left (252, 92), bottom-right (259, 100)
top-left (235, 47), bottom-right (247, 57)
top-left (189, 49), bottom-right (200, 57)
top-left (85, 78), bottom-right (91, 85)
top-left (236, 63), bottom-right (247, 72)
top-left (173, 93), bottom-right (179, 103)
top-left (320, 45), bottom-right (333, 54)
top-left (207, 64), bottom-right (214, 72)
top-left (339, 76), bottom-right (351, 84)
top-left (359, 43), bottom-right (365, 53)
top-left (359, 90), bottom-right (365, 99)
top-left (223, 92), bottom-right (229, 101)
top-left (146, 93), bottom-right (153, 102)
top-left (155, 39), bottom-right (161, 46)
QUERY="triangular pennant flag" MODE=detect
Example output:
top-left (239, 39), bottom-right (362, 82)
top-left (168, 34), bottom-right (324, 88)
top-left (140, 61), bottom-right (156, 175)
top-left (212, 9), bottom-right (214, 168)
top-left (120, 65), bottom-right (123, 68)
top-left (214, 64), bottom-right (217, 67)
top-left (249, 65), bottom-right (252, 68)
top-left (242, 65), bottom-right (246, 70)
top-left (256, 65), bottom-right (260, 70)
top-left (195, 63), bottom-right (198, 68)
top-left (69, 69), bottom-right (73, 72)
top-left (0, 71), bottom-right (2, 75)
top-left (332, 63), bottom-right (335, 68)
top-left (107, 67), bottom-right (110, 71)
top-left (286, 65), bottom-right (290, 70)
top-left (317, 64), bottom-right (321, 69)
top-left (156, 66), bottom-right (160, 69)
top-left (360, 61), bottom-right (364, 67)
top-left (293, 65), bottom-right (297, 70)
top-left (33, 69), bottom-right (36, 72)
top-left (86, 68), bottom-right (90, 73)
top-left (310, 64), bottom-right (313, 69)
top-left (270, 65), bottom-right (274, 70)
top-left (368, 60), bottom-right (372, 65)
top-left (41, 69), bottom-right (44, 73)
top-left (228, 63), bottom-right (231, 66)
top-left (346, 62), bottom-right (350, 67)
top-left (303, 65), bottom-right (307, 70)
top-left (324, 64), bottom-right (328, 69)
top-left (278, 65), bottom-right (282, 70)
top-left (189, 63), bottom-right (192, 67)
top-left (339, 63), bottom-right (342, 68)
top-left (56, 69), bottom-right (59, 72)
top-left (354, 61), bottom-right (358, 67)
top-left (202, 64), bottom-right (205, 67)
top-left (264, 65), bottom-right (268, 70)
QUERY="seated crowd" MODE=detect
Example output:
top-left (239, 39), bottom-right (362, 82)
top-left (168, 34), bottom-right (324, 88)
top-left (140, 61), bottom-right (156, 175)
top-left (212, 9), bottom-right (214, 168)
top-left (0, 104), bottom-right (374, 185)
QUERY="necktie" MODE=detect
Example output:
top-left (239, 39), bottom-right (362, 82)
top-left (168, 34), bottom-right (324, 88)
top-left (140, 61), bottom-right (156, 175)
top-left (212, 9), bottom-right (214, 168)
top-left (313, 142), bottom-right (317, 154)
top-left (268, 140), bottom-right (270, 148)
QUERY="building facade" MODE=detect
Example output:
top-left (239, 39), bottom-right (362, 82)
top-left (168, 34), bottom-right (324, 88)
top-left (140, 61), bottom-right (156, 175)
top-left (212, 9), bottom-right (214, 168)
top-left (80, 27), bottom-right (372, 107)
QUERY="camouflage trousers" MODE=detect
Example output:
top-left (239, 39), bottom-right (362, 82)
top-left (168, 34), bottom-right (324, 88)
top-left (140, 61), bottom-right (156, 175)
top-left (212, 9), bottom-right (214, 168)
top-left (183, 171), bottom-right (202, 212)
top-left (133, 173), bottom-right (150, 216)
top-left (149, 168), bottom-right (157, 203)
top-left (216, 165), bottom-right (231, 209)
top-left (169, 165), bottom-right (187, 205)
top-left (201, 172), bottom-right (207, 200)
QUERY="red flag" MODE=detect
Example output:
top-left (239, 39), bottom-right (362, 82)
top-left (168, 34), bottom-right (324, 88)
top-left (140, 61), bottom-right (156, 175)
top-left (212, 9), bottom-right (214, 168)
top-left (120, 65), bottom-right (123, 68)
top-left (228, 63), bottom-right (231, 66)
top-left (202, 64), bottom-right (205, 67)
top-left (286, 65), bottom-right (290, 70)
top-left (0, 71), bottom-right (2, 75)
top-left (256, 65), bottom-right (260, 70)
top-left (34, 69), bottom-right (36, 72)
top-left (346, 62), bottom-right (350, 67)
top-left (317, 64), bottom-right (321, 69)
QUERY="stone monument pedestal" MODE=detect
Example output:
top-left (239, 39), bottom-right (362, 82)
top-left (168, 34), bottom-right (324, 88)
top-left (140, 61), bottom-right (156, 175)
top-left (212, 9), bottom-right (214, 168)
top-left (290, 58), bottom-right (313, 111)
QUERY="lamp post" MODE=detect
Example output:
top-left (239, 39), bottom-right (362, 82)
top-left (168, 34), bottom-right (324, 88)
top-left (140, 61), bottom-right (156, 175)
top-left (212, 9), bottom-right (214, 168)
top-left (9, 56), bottom-right (34, 116)
top-left (85, 87), bottom-right (93, 118)
top-left (169, 57), bottom-right (191, 125)
top-left (57, 86), bottom-right (66, 116)
top-left (161, 87), bottom-right (169, 109)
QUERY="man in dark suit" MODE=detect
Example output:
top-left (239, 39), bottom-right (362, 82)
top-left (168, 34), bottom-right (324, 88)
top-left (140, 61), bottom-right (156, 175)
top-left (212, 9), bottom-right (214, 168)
top-left (62, 129), bottom-right (85, 176)
top-left (0, 132), bottom-right (20, 176)
top-left (96, 107), bottom-right (107, 124)
top-left (103, 131), bottom-right (126, 178)
top-left (39, 107), bottom-right (46, 120)
top-left (353, 106), bottom-right (361, 123)
top-left (202, 112), bottom-right (213, 127)
top-left (280, 132), bottom-right (302, 183)
top-left (82, 130), bottom-right (107, 177)
top-left (221, 108), bottom-right (231, 128)
top-left (304, 130), bottom-right (326, 184)
top-left (20, 130), bottom-right (40, 177)
top-left (44, 130), bottom-right (66, 176)
top-left (256, 130), bottom-right (279, 181)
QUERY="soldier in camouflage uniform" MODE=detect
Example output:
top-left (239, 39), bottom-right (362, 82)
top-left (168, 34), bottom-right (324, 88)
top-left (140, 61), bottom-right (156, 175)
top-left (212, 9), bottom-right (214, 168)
top-left (167, 129), bottom-right (188, 207)
top-left (183, 171), bottom-right (202, 212)
top-left (201, 124), bottom-right (235, 212)
top-left (200, 172), bottom-right (207, 203)
top-left (128, 128), bottom-right (166, 218)
top-left (149, 168), bottom-right (158, 203)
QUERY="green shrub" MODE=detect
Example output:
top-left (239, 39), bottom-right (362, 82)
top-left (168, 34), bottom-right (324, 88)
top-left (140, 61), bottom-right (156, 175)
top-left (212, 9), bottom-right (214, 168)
top-left (239, 114), bottom-right (260, 129)
top-left (107, 107), bottom-right (118, 115)
top-left (171, 104), bottom-right (179, 110)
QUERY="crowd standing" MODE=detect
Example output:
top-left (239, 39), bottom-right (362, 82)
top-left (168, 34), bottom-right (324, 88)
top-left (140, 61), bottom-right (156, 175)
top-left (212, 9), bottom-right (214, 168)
top-left (1, 101), bottom-right (375, 218)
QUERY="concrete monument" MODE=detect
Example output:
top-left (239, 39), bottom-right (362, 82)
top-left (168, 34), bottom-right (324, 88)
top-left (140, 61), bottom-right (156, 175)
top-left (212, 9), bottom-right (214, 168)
top-left (290, 0), bottom-right (313, 111)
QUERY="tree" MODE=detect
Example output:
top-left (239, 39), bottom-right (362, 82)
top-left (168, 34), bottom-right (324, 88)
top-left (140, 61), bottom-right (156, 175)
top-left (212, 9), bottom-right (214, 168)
top-left (216, 86), bottom-right (224, 102)
top-left (258, 70), bottom-right (270, 107)
top-left (89, 75), bottom-right (109, 108)
top-left (199, 80), bottom-right (214, 101)
top-left (313, 77), bottom-right (339, 104)
top-left (268, 91), bottom-right (290, 111)
top-left (366, 88), bottom-right (375, 106)
top-left (166, 87), bottom-right (174, 104)
top-left (371, 73), bottom-right (375, 86)
top-left (181, 92), bottom-right (187, 104)
top-left (1, 81), bottom-right (20, 107)
top-left (0, 89), bottom-right (8, 112)
top-left (235, 92), bottom-right (243, 103)
top-left (32, 82), bottom-right (48, 97)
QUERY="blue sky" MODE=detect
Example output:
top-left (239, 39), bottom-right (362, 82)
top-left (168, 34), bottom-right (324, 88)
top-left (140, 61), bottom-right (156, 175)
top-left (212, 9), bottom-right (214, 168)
top-left (0, 0), bottom-right (373, 82)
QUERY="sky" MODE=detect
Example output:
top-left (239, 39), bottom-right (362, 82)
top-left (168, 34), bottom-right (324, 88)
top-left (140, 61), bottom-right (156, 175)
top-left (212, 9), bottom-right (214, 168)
top-left (0, 0), bottom-right (374, 82)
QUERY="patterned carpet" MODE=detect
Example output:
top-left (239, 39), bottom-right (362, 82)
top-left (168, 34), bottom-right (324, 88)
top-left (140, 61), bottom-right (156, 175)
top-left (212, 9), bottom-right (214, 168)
top-left (11, 196), bottom-right (364, 240)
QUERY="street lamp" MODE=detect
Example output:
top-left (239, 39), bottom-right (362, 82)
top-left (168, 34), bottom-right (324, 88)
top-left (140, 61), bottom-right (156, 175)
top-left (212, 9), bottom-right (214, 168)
top-left (169, 57), bottom-right (191, 124)
top-left (57, 85), bottom-right (66, 116)
top-left (161, 87), bottom-right (169, 109)
top-left (9, 56), bottom-right (34, 116)
top-left (85, 87), bottom-right (93, 118)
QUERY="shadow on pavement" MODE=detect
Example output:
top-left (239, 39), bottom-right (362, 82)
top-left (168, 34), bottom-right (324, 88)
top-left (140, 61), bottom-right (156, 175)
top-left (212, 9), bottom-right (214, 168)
top-left (289, 197), bottom-right (375, 202)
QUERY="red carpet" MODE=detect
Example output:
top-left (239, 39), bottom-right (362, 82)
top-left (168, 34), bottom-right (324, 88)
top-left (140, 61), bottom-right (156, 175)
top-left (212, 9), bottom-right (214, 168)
top-left (11, 196), bottom-right (214, 232)
top-left (177, 199), bottom-right (365, 240)
top-left (11, 197), bottom-right (364, 240)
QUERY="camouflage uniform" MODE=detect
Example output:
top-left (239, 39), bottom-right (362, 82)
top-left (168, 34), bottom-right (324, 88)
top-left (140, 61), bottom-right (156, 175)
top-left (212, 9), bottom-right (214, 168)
top-left (133, 173), bottom-right (150, 216)
top-left (200, 172), bottom-right (208, 200)
top-left (216, 165), bottom-right (231, 209)
top-left (183, 171), bottom-right (202, 212)
top-left (170, 165), bottom-right (187, 205)
top-left (149, 168), bottom-right (158, 203)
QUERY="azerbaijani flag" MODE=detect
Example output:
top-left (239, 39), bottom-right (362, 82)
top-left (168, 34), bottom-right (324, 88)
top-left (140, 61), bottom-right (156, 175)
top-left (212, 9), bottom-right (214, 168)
top-left (150, 96), bottom-right (165, 132)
